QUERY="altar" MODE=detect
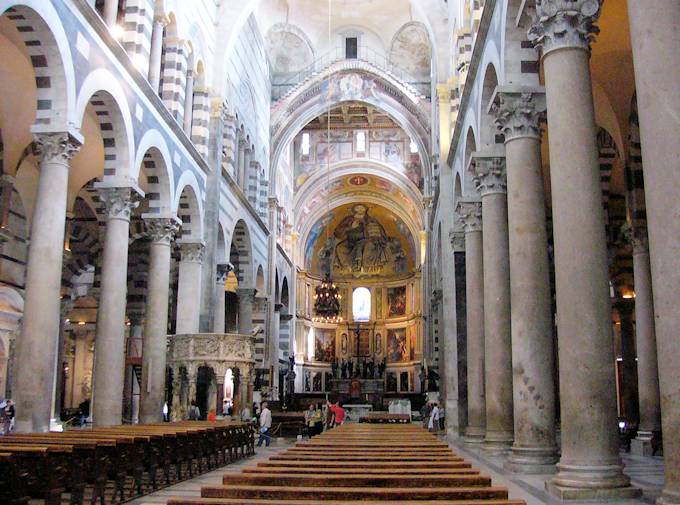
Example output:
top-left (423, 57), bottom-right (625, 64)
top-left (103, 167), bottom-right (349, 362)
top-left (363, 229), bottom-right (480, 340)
top-left (343, 403), bottom-right (373, 423)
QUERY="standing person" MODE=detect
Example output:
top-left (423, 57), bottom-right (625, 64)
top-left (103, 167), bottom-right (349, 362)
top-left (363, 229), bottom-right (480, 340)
top-left (330, 401), bottom-right (346, 426)
top-left (312, 403), bottom-right (323, 436)
top-left (257, 401), bottom-right (272, 447)
top-left (420, 401), bottom-right (432, 429)
top-left (428, 402), bottom-right (440, 433)
top-left (188, 400), bottom-right (200, 421)
top-left (325, 400), bottom-right (336, 430)
top-left (304, 403), bottom-right (315, 438)
top-left (5, 400), bottom-right (14, 427)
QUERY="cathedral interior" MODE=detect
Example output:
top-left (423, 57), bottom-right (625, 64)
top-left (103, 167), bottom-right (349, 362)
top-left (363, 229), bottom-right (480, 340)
top-left (0, 0), bottom-right (677, 504)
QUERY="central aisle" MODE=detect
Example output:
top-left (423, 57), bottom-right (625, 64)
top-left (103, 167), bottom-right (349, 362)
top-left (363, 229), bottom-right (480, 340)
top-left (165, 424), bottom-right (526, 504)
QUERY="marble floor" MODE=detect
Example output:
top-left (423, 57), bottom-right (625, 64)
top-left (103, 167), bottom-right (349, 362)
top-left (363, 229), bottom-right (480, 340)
top-left (450, 439), bottom-right (666, 505)
top-left (125, 435), bottom-right (665, 505)
top-left (125, 439), bottom-right (292, 505)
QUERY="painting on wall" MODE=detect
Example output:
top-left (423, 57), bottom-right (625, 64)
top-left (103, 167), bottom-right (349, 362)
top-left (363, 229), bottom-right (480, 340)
top-left (314, 329), bottom-right (336, 362)
top-left (408, 326), bottom-right (417, 361)
top-left (310, 203), bottom-right (414, 279)
top-left (387, 286), bottom-right (407, 317)
top-left (386, 328), bottom-right (408, 363)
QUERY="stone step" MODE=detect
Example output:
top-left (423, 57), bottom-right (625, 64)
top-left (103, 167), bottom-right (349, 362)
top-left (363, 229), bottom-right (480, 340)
top-left (257, 460), bottom-right (469, 469)
top-left (270, 454), bottom-right (463, 462)
top-left (222, 473), bottom-right (492, 488)
top-left (200, 484), bottom-right (511, 501)
top-left (241, 466), bottom-right (480, 475)
top-left (169, 498), bottom-right (525, 505)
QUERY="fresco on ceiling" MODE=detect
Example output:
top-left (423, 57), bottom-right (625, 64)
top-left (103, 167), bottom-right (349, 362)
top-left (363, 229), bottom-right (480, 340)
top-left (389, 23), bottom-right (432, 80)
top-left (265, 29), bottom-right (314, 78)
top-left (295, 129), bottom-right (423, 190)
top-left (304, 202), bottom-right (415, 279)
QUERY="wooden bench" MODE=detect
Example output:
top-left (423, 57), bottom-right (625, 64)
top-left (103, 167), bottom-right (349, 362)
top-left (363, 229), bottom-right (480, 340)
top-left (1, 421), bottom-right (253, 505)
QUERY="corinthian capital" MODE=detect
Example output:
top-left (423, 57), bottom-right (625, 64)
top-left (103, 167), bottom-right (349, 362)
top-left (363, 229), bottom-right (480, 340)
top-left (455, 200), bottom-right (482, 233)
top-left (491, 86), bottom-right (546, 141)
top-left (620, 222), bottom-right (649, 255)
top-left (145, 216), bottom-right (181, 245)
top-left (469, 152), bottom-right (507, 197)
top-left (528, 0), bottom-right (603, 56)
top-left (98, 186), bottom-right (141, 221)
top-left (33, 131), bottom-right (82, 164)
top-left (178, 241), bottom-right (205, 263)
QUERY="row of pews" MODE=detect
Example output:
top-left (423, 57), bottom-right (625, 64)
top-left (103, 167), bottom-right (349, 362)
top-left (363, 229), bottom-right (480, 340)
top-left (0, 421), bottom-right (255, 505)
top-left (169, 423), bottom-right (526, 504)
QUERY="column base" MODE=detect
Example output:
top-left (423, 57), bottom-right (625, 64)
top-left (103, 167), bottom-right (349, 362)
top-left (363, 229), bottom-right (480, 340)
top-left (504, 445), bottom-right (558, 474)
top-left (657, 489), bottom-right (680, 504)
top-left (546, 459), bottom-right (640, 501)
top-left (463, 426), bottom-right (485, 445)
top-left (630, 431), bottom-right (657, 457)
top-left (483, 430), bottom-right (513, 455)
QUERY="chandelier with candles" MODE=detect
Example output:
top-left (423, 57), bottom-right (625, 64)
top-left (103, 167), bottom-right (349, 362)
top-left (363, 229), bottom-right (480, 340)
top-left (312, 273), bottom-right (343, 323)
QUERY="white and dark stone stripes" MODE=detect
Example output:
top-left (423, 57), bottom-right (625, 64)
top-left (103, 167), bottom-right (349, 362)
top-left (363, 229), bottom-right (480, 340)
top-left (141, 151), bottom-right (165, 214)
top-left (190, 86), bottom-right (210, 158)
top-left (160, 38), bottom-right (188, 123)
top-left (5, 7), bottom-right (68, 126)
top-left (88, 92), bottom-right (124, 179)
top-left (597, 127), bottom-right (616, 238)
top-left (625, 93), bottom-right (646, 229)
top-left (122, 0), bottom-right (154, 76)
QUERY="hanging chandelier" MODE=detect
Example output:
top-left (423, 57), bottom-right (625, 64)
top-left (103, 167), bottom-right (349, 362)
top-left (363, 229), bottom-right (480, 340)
top-left (312, 0), bottom-right (342, 326)
top-left (312, 273), bottom-right (343, 323)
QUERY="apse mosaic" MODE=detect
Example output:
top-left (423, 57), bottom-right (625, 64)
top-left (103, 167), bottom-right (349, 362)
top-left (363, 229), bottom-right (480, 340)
top-left (304, 202), bottom-right (415, 279)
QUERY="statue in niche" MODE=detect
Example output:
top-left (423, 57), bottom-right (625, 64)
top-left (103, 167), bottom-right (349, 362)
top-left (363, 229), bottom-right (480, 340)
top-left (333, 204), bottom-right (388, 274)
top-left (341, 333), bottom-right (348, 354)
top-left (374, 332), bottom-right (382, 355)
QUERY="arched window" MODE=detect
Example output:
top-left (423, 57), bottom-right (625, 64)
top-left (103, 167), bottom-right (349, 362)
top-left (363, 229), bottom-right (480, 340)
top-left (356, 131), bottom-right (366, 153)
top-left (353, 287), bottom-right (371, 322)
top-left (301, 132), bottom-right (311, 156)
top-left (409, 138), bottom-right (418, 154)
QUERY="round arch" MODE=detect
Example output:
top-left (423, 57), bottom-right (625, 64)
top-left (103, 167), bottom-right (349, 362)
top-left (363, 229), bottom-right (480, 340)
top-left (134, 133), bottom-right (174, 216)
top-left (0, 1), bottom-right (77, 131)
top-left (76, 69), bottom-right (135, 180)
top-left (297, 194), bottom-right (423, 268)
top-left (270, 67), bottom-right (432, 193)
top-left (174, 173), bottom-right (204, 242)
top-left (228, 219), bottom-right (254, 287)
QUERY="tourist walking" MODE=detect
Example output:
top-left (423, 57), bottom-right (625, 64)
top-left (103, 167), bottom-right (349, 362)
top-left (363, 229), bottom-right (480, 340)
top-left (420, 401), bottom-right (432, 429)
top-left (257, 401), bottom-right (272, 447)
top-left (428, 402), bottom-right (440, 433)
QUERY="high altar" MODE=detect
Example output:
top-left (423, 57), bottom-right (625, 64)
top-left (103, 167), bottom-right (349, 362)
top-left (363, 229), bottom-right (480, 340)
top-left (293, 202), bottom-right (426, 405)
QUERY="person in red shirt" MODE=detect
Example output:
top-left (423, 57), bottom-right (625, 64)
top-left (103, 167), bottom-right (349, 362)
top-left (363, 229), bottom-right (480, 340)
top-left (330, 402), bottom-right (346, 426)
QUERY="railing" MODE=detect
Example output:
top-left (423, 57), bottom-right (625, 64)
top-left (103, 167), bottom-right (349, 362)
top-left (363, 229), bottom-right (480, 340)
top-left (271, 46), bottom-right (432, 101)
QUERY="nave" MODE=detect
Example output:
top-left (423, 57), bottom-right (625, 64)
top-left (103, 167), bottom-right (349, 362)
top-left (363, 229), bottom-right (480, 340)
top-left (166, 424), bottom-right (525, 505)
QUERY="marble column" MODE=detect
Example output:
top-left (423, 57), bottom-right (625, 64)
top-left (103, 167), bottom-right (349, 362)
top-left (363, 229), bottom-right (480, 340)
top-left (237, 139), bottom-right (246, 186)
top-left (622, 227), bottom-right (661, 456)
top-left (237, 288), bottom-right (255, 335)
top-left (148, 15), bottom-right (168, 93)
top-left (470, 153), bottom-right (514, 453)
top-left (617, 300), bottom-right (639, 424)
top-left (627, 2), bottom-right (680, 502)
top-left (242, 148), bottom-right (252, 194)
top-left (214, 264), bottom-right (229, 334)
top-left (14, 132), bottom-right (81, 433)
top-left (103, 0), bottom-right (119, 27)
top-left (92, 186), bottom-right (140, 426)
top-left (456, 199), bottom-right (485, 444)
top-left (183, 70), bottom-right (195, 134)
top-left (139, 217), bottom-right (179, 423)
top-left (493, 88), bottom-right (558, 472)
top-left (529, 1), bottom-right (635, 498)
top-left (175, 241), bottom-right (204, 334)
